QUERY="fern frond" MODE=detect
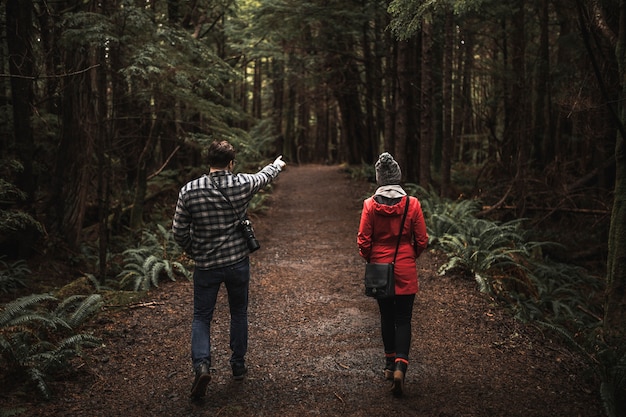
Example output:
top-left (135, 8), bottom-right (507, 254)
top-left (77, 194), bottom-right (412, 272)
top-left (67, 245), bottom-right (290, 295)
top-left (27, 367), bottom-right (51, 400)
top-left (173, 262), bottom-right (192, 280)
top-left (0, 294), bottom-right (57, 326)
top-left (149, 261), bottom-right (164, 290)
top-left (143, 255), bottom-right (160, 274)
top-left (84, 273), bottom-right (103, 291)
top-left (66, 294), bottom-right (103, 328)
top-left (56, 333), bottom-right (101, 351)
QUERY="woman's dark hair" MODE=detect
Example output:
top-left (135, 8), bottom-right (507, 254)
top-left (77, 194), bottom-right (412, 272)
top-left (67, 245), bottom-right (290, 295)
top-left (207, 140), bottom-right (236, 168)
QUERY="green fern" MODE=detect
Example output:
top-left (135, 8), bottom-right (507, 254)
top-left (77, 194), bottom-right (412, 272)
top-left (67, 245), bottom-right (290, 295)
top-left (0, 257), bottom-right (30, 293)
top-left (0, 293), bottom-right (102, 400)
top-left (436, 217), bottom-right (529, 292)
top-left (539, 321), bottom-right (625, 417)
top-left (407, 184), bottom-right (615, 415)
top-left (405, 183), bottom-right (481, 246)
top-left (517, 258), bottom-right (602, 325)
top-left (117, 227), bottom-right (192, 291)
top-left (0, 407), bottom-right (27, 416)
top-left (118, 250), bottom-right (171, 291)
top-left (0, 294), bottom-right (57, 327)
top-left (54, 294), bottom-right (103, 328)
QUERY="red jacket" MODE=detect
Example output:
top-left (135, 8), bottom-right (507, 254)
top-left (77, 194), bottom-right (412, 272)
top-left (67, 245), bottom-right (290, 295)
top-left (357, 195), bottom-right (428, 295)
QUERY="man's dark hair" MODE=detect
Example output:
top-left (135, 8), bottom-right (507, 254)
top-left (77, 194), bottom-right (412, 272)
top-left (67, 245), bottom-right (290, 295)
top-left (207, 140), bottom-right (236, 168)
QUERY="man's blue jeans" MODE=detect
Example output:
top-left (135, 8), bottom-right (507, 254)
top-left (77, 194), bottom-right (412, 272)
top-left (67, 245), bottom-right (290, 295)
top-left (191, 257), bottom-right (250, 370)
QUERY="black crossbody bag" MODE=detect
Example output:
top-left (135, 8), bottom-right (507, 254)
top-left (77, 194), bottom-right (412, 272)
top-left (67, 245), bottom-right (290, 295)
top-left (364, 195), bottom-right (409, 299)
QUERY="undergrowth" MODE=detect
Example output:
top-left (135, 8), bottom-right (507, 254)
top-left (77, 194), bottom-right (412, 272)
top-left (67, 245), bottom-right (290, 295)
top-left (406, 183), bottom-right (617, 416)
top-left (0, 257), bottom-right (30, 293)
top-left (0, 293), bottom-right (102, 400)
top-left (116, 224), bottom-right (192, 291)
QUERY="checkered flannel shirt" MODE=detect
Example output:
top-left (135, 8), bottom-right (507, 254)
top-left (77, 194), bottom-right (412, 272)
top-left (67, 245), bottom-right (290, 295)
top-left (172, 164), bottom-right (281, 269)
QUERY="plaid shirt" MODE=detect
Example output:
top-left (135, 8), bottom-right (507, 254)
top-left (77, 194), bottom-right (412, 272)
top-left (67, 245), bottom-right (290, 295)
top-left (172, 164), bottom-right (282, 269)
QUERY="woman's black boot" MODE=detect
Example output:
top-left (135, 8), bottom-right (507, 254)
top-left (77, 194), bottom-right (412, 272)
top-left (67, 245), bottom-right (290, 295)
top-left (384, 355), bottom-right (395, 380)
top-left (391, 360), bottom-right (407, 397)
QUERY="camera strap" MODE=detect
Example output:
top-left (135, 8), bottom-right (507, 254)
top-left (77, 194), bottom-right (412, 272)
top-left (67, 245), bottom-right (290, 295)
top-left (209, 174), bottom-right (246, 223)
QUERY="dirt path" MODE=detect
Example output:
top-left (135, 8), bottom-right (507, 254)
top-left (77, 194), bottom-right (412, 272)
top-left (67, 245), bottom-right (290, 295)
top-left (17, 164), bottom-right (600, 416)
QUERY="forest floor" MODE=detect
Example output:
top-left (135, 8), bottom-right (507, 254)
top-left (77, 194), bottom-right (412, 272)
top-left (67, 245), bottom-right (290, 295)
top-left (1, 164), bottom-right (602, 417)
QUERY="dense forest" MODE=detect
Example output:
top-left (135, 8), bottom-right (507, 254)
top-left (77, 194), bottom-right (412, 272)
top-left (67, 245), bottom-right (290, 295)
top-left (0, 0), bottom-right (625, 415)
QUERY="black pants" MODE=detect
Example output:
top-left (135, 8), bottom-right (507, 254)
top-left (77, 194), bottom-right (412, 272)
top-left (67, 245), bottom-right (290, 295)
top-left (377, 294), bottom-right (415, 361)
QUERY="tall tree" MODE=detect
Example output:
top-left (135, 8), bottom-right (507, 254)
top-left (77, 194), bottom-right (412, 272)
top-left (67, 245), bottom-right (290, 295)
top-left (532, 0), bottom-right (551, 167)
top-left (394, 39), bottom-right (410, 179)
top-left (440, 9), bottom-right (454, 198)
top-left (5, 0), bottom-right (35, 198)
top-left (419, 19), bottom-right (433, 186)
top-left (604, 0), bottom-right (626, 404)
top-left (51, 2), bottom-right (100, 248)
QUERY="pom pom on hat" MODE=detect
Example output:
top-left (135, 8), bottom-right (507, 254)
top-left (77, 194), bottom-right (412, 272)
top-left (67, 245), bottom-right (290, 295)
top-left (375, 152), bottom-right (401, 186)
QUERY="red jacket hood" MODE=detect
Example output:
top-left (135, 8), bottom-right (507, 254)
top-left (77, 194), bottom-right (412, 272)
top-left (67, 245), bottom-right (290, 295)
top-left (370, 198), bottom-right (406, 217)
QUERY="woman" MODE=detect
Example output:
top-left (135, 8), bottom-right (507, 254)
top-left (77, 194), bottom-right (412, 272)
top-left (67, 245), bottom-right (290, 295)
top-left (357, 152), bottom-right (428, 397)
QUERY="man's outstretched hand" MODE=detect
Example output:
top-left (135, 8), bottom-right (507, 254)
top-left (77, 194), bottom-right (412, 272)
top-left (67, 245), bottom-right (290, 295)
top-left (273, 155), bottom-right (286, 170)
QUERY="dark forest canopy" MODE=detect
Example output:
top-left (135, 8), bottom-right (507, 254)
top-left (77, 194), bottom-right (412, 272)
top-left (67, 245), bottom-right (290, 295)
top-left (1, 0), bottom-right (626, 413)
top-left (0, 0), bottom-right (619, 244)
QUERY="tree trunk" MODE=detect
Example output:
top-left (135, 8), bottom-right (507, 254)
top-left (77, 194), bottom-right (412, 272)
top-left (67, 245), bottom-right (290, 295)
top-left (431, 16), bottom-right (443, 175)
top-left (419, 21), bottom-right (433, 187)
top-left (285, 54), bottom-right (297, 162)
top-left (329, 51), bottom-right (367, 165)
top-left (6, 0), bottom-right (35, 199)
top-left (383, 36), bottom-right (397, 157)
top-left (296, 79), bottom-right (310, 163)
top-left (441, 10), bottom-right (454, 198)
top-left (129, 108), bottom-right (159, 230)
top-left (461, 30), bottom-right (475, 161)
top-left (362, 19), bottom-right (376, 163)
top-left (605, 2), bottom-right (626, 400)
top-left (54, 50), bottom-right (94, 247)
top-left (605, 0), bottom-right (626, 403)
top-left (512, 0), bottom-right (529, 214)
top-left (271, 56), bottom-right (285, 155)
top-left (253, 58), bottom-right (262, 119)
top-left (313, 91), bottom-right (329, 162)
top-left (532, 0), bottom-right (551, 168)
top-left (96, 0), bottom-right (112, 282)
top-left (394, 39), bottom-right (410, 179)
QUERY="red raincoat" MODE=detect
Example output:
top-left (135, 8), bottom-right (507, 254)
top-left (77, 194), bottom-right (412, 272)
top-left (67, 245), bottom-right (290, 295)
top-left (357, 195), bottom-right (428, 295)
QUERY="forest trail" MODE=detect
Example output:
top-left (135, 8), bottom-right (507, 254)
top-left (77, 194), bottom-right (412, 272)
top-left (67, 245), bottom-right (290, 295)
top-left (15, 164), bottom-right (600, 417)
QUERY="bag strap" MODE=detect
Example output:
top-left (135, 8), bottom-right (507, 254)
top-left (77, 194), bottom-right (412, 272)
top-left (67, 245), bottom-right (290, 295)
top-left (392, 196), bottom-right (410, 264)
top-left (210, 174), bottom-right (245, 223)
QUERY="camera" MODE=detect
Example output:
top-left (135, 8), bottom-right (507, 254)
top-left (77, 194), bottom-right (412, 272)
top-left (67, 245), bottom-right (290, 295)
top-left (240, 219), bottom-right (260, 252)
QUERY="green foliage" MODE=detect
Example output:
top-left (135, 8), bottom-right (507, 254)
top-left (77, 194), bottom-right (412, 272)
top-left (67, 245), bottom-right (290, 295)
top-left (405, 183), bottom-right (481, 246)
top-left (436, 217), bottom-right (530, 292)
top-left (511, 258), bottom-right (603, 325)
top-left (344, 164), bottom-right (377, 182)
top-left (0, 160), bottom-right (44, 239)
top-left (110, 3), bottom-right (240, 137)
top-left (117, 225), bottom-right (192, 291)
top-left (408, 184), bottom-right (602, 326)
top-left (0, 257), bottom-right (30, 293)
top-left (410, 183), bottom-right (617, 414)
top-left (0, 407), bottom-right (27, 417)
top-left (387, 0), bottom-right (429, 40)
top-left (540, 321), bottom-right (625, 417)
top-left (598, 348), bottom-right (626, 417)
top-left (249, 191), bottom-right (271, 213)
top-left (0, 294), bottom-right (102, 400)
top-left (387, 0), bottom-right (510, 40)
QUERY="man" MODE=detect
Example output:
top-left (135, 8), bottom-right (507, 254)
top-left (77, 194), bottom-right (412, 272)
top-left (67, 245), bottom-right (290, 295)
top-left (172, 140), bottom-right (286, 400)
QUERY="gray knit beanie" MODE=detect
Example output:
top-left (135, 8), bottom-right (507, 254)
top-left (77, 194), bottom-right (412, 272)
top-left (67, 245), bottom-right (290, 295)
top-left (375, 152), bottom-right (401, 186)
